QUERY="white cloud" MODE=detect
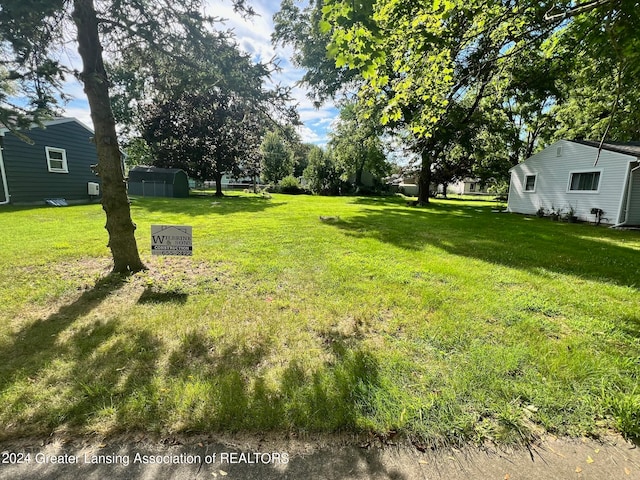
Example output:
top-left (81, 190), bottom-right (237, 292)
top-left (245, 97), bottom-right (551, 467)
top-left (296, 124), bottom-right (323, 145)
top-left (62, 102), bottom-right (94, 130)
top-left (59, 0), bottom-right (339, 145)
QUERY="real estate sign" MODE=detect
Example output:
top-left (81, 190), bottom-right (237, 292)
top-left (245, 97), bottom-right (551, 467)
top-left (151, 225), bottom-right (192, 256)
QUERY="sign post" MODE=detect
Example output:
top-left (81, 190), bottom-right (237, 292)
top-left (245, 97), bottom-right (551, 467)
top-left (151, 225), bottom-right (193, 256)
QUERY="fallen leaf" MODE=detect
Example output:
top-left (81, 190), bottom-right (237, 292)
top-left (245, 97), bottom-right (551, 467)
top-left (586, 456), bottom-right (594, 464)
top-left (576, 466), bottom-right (582, 473)
top-left (625, 467), bottom-right (631, 475)
top-left (594, 449), bottom-right (600, 454)
top-left (504, 474), bottom-right (510, 480)
top-left (219, 471), bottom-right (228, 476)
top-left (418, 460), bottom-right (428, 465)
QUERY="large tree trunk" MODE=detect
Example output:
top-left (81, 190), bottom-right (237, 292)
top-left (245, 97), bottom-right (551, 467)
top-left (355, 159), bottom-right (364, 188)
top-left (214, 172), bottom-right (224, 197)
top-left (417, 149), bottom-right (431, 205)
top-left (73, 0), bottom-right (145, 274)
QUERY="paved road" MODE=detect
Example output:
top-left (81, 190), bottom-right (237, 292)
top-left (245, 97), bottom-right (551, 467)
top-left (1, 434), bottom-right (638, 479)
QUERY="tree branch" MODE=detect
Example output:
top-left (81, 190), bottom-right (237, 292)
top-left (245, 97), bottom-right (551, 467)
top-left (544, 0), bottom-right (613, 22)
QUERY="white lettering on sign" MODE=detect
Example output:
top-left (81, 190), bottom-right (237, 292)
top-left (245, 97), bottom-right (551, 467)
top-left (151, 225), bottom-right (192, 256)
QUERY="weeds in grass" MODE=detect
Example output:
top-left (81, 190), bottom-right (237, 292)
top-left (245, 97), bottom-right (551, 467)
top-left (0, 194), bottom-right (639, 445)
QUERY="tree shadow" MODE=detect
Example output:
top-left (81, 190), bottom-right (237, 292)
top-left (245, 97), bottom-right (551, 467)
top-left (349, 196), bottom-right (413, 207)
top-left (129, 195), bottom-right (283, 217)
top-left (618, 314), bottom-right (640, 339)
top-left (327, 204), bottom-right (640, 289)
top-left (0, 273), bottom-right (162, 439)
top-left (137, 287), bottom-right (188, 304)
top-left (0, 274), bottom-right (127, 393)
top-left (162, 327), bottom-right (384, 433)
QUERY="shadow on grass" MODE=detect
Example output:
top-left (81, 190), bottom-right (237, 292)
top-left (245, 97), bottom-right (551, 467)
top-left (137, 287), bottom-right (188, 304)
top-left (349, 196), bottom-right (412, 207)
top-left (0, 279), bottom-right (391, 450)
top-left (129, 194), bottom-right (283, 217)
top-left (0, 273), bottom-right (162, 439)
top-left (0, 274), bottom-right (127, 393)
top-left (619, 314), bottom-right (640, 339)
top-left (164, 329), bottom-right (384, 434)
top-left (328, 202), bottom-right (640, 289)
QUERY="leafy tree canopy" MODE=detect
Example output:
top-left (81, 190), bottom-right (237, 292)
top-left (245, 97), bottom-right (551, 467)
top-left (329, 101), bottom-right (390, 189)
top-left (261, 131), bottom-right (294, 184)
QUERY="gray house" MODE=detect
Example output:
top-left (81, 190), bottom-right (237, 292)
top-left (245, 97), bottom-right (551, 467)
top-left (508, 140), bottom-right (640, 226)
top-left (0, 118), bottom-right (101, 205)
top-left (127, 166), bottom-right (190, 198)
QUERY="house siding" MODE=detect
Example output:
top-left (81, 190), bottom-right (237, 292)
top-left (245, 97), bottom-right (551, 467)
top-left (627, 168), bottom-right (640, 226)
top-left (508, 140), bottom-right (633, 224)
top-left (2, 121), bottom-right (100, 204)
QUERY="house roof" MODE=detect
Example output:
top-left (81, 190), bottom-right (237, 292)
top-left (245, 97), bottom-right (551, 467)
top-left (0, 117), bottom-right (94, 136)
top-left (571, 140), bottom-right (640, 158)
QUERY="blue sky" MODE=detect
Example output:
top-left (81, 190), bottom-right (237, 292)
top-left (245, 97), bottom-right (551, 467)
top-left (62, 0), bottom-right (338, 146)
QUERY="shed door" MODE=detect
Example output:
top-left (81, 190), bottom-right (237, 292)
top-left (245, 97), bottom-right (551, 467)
top-left (626, 168), bottom-right (640, 226)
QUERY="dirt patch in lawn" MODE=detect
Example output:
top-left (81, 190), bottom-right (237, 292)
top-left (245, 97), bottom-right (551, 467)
top-left (10, 256), bottom-right (232, 326)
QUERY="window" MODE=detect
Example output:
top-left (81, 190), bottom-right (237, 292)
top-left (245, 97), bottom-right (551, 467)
top-left (469, 183), bottom-right (475, 191)
top-left (569, 171), bottom-right (600, 192)
top-left (524, 174), bottom-right (537, 192)
top-left (45, 147), bottom-right (68, 173)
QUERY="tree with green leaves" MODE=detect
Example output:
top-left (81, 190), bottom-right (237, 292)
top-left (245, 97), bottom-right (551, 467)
top-left (276, 1), bottom-right (640, 202)
top-left (542, 1), bottom-right (640, 143)
top-left (142, 88), bottom-right (264, 196)
top-left (320, 0), bottom-right (568, 204)
top-left (111, 26), bottom-right (298, 196)
top-left (329, 101), bottom-right (390, 190)
top-left (291, 142), bottom-right (314, 177)
top-left (273, 0), bottom-right (361, 104)
top-left (303, 146), bottom-right (342, 195)
top-left (261, 132), bottom-right (294, 184)
top-left (0, 0), bottom-right (254, 273)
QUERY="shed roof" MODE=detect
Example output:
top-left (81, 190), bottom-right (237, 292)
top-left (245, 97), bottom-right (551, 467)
top-left (128, 165), bottom-right (187, 183)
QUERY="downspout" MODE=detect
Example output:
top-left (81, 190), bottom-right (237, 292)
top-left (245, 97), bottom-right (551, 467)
top-left (0, 136), bottom-right (11, 205)
top-left (612, 163), bottom-right (640, 227)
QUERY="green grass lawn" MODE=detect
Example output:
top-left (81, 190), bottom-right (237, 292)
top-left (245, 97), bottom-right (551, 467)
top-left (0, 193), bottom-right (638, 446)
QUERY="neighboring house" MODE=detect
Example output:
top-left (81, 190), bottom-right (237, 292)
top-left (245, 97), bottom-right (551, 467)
top-left (0, 118), bottom-right (101, 205)
top-left (386, 173), bottom-right (419, 196)
top-left (127, 166), bottom-right (189, 198)
top-left (219, 174), bottom-right (259, 190)
top-left (347, 169), bottom-right (377, 188)
top-left (508, 139), bottom-right (640, 226)
top-left (449, 178), bottom-right (492, 196)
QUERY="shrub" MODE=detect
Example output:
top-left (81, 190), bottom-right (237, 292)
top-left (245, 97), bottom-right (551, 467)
top-left (278, 175), bottom-right (307, 195)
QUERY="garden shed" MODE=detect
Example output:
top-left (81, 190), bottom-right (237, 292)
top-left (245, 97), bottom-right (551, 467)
top-left (127, 166), bottom-right (189, 198)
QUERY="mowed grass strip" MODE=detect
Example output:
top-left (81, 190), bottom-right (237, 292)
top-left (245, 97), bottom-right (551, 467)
top-left (0, 194), bottom-right (638, 445)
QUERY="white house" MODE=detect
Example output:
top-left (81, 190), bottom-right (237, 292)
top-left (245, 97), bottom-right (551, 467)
top-left (507, 140), bottom-right (640, 226)
top-left (448, 178), bottom-right (492, 196)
